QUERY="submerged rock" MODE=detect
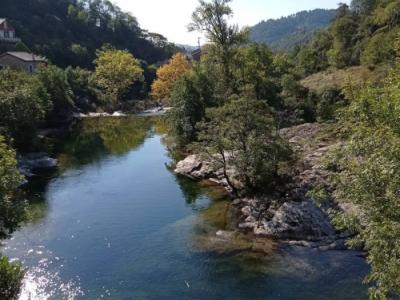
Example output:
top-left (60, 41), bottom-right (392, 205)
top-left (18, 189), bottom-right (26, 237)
top-left (18, 152), bottom-right (58, 178)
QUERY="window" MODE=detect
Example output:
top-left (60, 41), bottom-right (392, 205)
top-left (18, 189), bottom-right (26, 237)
top-left (29, 65), bottom-right (34, 73)
top-left (4, 31), bottom-right (9, 38)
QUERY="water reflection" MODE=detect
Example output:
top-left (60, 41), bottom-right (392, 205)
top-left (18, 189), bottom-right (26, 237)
top-left (59, 117), bottom-right (152, 168)
top-left (0, 195), bottom-right (27, 240)
top-left (0, 116), bottom-right (369, 300)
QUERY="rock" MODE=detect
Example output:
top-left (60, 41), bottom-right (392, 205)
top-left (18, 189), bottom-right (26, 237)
top-left (174, 155), bottom-right (214, 179)
top-left (111, 111), bottom-right (127, 117)
top-left (174, 155), bottom-right (202, 178)
top-left (256, 200), bottom-right (335, 241)
top-left (215, 230), bottom-right (235, 241)
top-left (318, 239), bottom-right (348, 251)
top-left (18, 153), bottom-right (58, 178)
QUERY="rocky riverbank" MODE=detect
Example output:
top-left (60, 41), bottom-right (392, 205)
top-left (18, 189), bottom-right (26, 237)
top-left (175, 123), bottom-right (355, 250)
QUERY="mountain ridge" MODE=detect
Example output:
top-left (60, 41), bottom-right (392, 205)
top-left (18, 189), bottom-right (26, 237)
top-left (251, 9), bottom-right (336, 51)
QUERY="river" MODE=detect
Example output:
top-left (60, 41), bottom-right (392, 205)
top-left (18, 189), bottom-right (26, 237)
top-left (2, 116), bottom-right (369, 300)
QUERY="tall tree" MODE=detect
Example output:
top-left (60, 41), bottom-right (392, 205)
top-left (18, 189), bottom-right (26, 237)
top-left (94, 47), bottom-right (144, 108)
top-left (189, 0), bottom-right (247, 94)
top-left (0, 69), bottom-right (51, 149)
top-left (151, 53), bottom-right (191, 105)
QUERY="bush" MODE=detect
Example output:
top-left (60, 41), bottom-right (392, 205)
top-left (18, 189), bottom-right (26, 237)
top-left (0, 256), bottom-right (24, 300)
top-left (65, 66), bottom-right (97, 112)
top-left (335, 57), bottom-right (400, 298)
top-left (37, 65), bottom-right (75, 124)
top-left (316, 87), bottom-right (346, 121)
top-left (0, 69), bottom-right (51, 149)
top-left (0, 135), bottom-right (25, 238)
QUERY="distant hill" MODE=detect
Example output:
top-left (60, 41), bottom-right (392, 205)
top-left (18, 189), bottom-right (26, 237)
top-left (250, 9), bottom-right (336, 51)
top-left (1, 0), bottom-right (177, 68)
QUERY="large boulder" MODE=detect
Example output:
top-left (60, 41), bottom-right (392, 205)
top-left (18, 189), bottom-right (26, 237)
top-left (174, 155), bottom-right (214, 179)
top-left (256, 200), bottom-right (335, 241)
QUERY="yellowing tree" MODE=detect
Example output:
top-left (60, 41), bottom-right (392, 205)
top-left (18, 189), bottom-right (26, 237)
top-left (151, 53), bottom-right (191, 105)
top-left (94, 47), bottom-right (143, 108)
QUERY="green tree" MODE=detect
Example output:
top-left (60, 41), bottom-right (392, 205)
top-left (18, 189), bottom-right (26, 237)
top-left (231, 43), bottom-right (281, 107)
top-left (37, 65), bottom-right (75, 123)
top-left (0, 255), bottom-right (24, 300)
top-left (0, 136), bottom-right (25, 300)
top-left (65, 67), bottom-right (97, 112)
top-left (189, 0), bottom-right (248, 93)
top-left (0, 70), bottom-right (51, 149)
top-left (0, 135), bottom-right (24, 235)
top-left (335, 53), bottom-right (400, 299)
top-left (94, 47), bottom-right (144, 109)
top-left (194, 97), bottom-right (292, 194)
top-left (328, 5), bottom-right (359, 68)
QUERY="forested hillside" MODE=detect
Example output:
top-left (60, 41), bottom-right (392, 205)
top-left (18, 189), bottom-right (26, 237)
top-left (250, 9), bottom-right (336, 51)
top-left (1, 0), bottom-right (177, 68)
top-left (295, 0), bottom-right (400, 76)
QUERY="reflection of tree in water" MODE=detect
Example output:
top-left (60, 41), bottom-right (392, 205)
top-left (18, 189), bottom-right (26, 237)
top-left (59, 117), bottom-right (152, 168)
top-left (174, 175), bottom-right (204, 204)
top-left (21, 177), bottom-right (50, 226)
top-left (0, 194), bottom-right (27, 239)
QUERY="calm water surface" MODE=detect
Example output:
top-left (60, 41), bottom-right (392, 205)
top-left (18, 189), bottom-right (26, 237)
top-left (2, 117), bottom-right (369, 299)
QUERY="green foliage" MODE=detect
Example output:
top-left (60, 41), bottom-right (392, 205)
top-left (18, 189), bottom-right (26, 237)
top-left (0, 255), bottom-right (24, 300)
top-left (231, 43), bottom-right (281, 107)
top-left (296, 0), bottom-right (400, 73)
top-left (316, 87), bottom-right (346, 121)
top-left (328, 4), bottom-right (360, 68)
top-left (0, 69), bottom-right (51, 149)
top-left (251, 9), bottom-right (336, 51)
top-left (37, 65), bottom-right (75, 123)
top-left (361, 27), bottom-right (399, 65)
top-left (189, 0), bottom-right (248, 93)
top-left (280, 74), bottom-right (317, 125)
top-left (169, 76), bottom-right (205, 147)
top-left (194, 97), bottom-right (292, 194)
top-left (94, 47), bottom-right (144, 108)
top-left (2, 0), bottom-right (177, 68)
top-left (295, 31), bottom-right (333, 76)
top-left (0, 135), bottom-right (26, 239)
top-left (14, 41), bottom-right (31, 52)
top-left (65, 66), bottom-right (97, 112)
top-left (169, 66), bottom-right (217, 147)
top-left (335, 57), bottom-right (400, 298)
top-left (0, 136), bottom-right (23, 209)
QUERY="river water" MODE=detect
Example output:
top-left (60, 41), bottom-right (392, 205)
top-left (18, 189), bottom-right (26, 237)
top-left (2, 117), bottom-right (369, 299)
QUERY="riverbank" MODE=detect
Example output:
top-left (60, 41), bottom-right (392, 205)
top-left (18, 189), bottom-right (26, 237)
top-left (175, 122), bottom-right (360, 251)
top-left (2, 116), bottom-right (369, 299)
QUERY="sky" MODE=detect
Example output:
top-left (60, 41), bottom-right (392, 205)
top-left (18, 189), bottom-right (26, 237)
top-left (114, 0), bottom-right (350, 45)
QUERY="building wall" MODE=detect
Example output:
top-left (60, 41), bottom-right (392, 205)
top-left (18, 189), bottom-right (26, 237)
top-left (0, 30), bottom-right (16, 39)
top-left (0, 55), bottom-right (44, 73)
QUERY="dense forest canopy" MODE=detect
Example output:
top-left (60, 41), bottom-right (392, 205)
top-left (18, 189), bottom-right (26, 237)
top-left (250, 9), bottom-right (336, 51)
top-left (295, 0), bottom-right (400, 76)
top-left (1, 0), bottom-right (178, 68)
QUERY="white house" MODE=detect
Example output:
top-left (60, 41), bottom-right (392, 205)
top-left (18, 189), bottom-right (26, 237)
top-left (0, 18), bottom-right (20, 43)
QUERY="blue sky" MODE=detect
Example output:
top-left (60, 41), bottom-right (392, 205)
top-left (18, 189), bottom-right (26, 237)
top-left (114, 0), bottom-right (350, 45)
